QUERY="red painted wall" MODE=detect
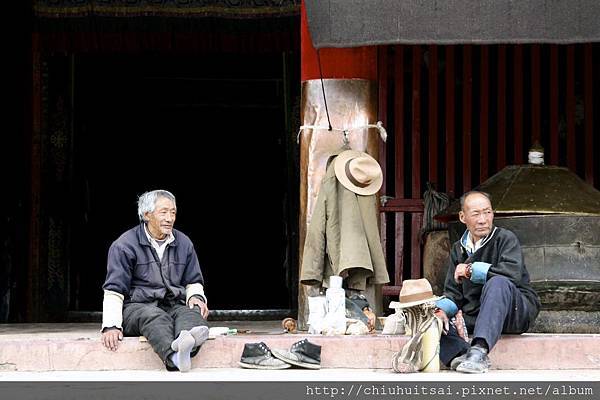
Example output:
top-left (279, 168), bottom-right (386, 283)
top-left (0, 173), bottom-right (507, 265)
top-left (301, 1), bottom-right (377, 81)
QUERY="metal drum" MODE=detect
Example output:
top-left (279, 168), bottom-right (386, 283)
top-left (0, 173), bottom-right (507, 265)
top-left (438, 165), bottom-right (600, 333)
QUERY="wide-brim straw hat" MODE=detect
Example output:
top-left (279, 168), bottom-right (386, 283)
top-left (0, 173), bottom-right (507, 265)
top-left (389, 278), bottom-right (441, 309)
top-left (334, 150), bottom-right (383, 196)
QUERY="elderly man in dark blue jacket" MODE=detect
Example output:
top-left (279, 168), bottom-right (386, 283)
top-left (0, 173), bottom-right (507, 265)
top-left (434, 191), bottom-right (540, 374)
top-left (100, 189), bottom-right (209, 372)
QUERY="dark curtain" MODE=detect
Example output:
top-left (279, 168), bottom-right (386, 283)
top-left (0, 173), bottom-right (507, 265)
top-left (34, 1), bottom-right (300, 54)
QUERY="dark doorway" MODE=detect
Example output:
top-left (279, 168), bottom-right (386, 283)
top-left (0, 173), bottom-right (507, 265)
top-left (70, 53), bottom-right (299, 313)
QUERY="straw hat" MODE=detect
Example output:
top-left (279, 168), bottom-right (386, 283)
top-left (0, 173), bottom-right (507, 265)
top-left (389, 279), bottom-right (441, 309)
top-left (334, 150), bottom-right (383, 196)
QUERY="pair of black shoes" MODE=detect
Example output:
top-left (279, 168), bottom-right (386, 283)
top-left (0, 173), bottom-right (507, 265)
top-left (239, 339), bottom-right (321, 370)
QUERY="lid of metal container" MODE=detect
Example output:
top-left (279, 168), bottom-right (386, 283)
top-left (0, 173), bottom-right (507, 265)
top-left (435, 164), bottom-right (600, 222)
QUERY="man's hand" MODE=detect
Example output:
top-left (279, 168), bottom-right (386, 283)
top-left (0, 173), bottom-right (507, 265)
top-left (101, 328), bottom-right (123, 351)
top-left (434, 308), bottom-right (449, 335)
top-left (454, 263), bottom-right (472, 283)
top-left (188, 297), bottom-right (209, 319)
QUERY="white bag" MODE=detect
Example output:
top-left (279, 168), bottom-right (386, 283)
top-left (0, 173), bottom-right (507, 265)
top-left (382, 310), bottom-right (406, 335)
top-left (307, 296), bottom-right (327, 334)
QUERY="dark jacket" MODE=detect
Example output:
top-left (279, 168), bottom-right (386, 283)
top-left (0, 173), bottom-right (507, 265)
top-left (103, 224), bottom-right (204, 304)
top-left (441, 226), bottom-right (540, 324)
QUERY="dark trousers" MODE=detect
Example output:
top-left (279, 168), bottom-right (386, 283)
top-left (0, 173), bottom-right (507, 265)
top-left (123, 300), bottom-right (208, 369)
top-left (439, 275), bottom-right (532, 366)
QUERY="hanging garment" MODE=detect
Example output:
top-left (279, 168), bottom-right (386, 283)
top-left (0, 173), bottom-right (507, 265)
top-left (301, 152), bottom-right (390, 291)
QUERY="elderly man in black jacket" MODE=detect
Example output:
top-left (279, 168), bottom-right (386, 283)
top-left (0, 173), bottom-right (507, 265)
top-left (435, 191), bottom-right (540, 373)
top-left (100, 190), bottom-right (209, 372)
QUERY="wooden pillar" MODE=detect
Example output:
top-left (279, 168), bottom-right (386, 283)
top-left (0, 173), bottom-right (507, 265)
top-left (299, 0), bottom-right (380, 328)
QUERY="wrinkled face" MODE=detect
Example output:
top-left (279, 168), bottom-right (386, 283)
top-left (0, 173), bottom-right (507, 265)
top-left (459, 193), bottom-right (494, 242)
top-left (145, 196), bottom-right (176, 240)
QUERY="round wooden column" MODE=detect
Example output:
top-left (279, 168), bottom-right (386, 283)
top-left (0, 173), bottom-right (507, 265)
top-left (298, 0), bottom-right (381, 329)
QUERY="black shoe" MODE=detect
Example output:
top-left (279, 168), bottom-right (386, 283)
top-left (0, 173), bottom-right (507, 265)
top-left (272, 339), bottom-right (321, 369)
top-left (456, 346), bottom-right (490, 374)
top-left (238, 342), bottom-right (291, 370)
top-left (450, 353), bottom-right (468, 370)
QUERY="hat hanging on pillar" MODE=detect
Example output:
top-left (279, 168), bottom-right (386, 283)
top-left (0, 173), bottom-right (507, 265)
top-left (334, 150), bottom-right (383, 196)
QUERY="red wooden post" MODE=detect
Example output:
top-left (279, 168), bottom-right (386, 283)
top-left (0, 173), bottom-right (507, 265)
top-left (462, 45), bottom-right (472, 192)
top-left (584, 43), bottom-right (594, 184)
top-left (445, 46), bottom-right (456, 196)
top-left (428, 45), bottom-right (438, 185)
top-left (531, 44), bottom-right (541, 145)
top-left (394, 45), bottom-right (405, 286)
top-left (497, 45), bottom-right (507, 170)
top-left (550, 45), bottom-right (559, 165)
top-left (513, 44), bottom-right (524, 164)
top-left (479, 46), bottom-right (489, 181)
top-left (566, 45), bottom-right (576, 172)
top-left (411, 46), bottom-right (422, 279)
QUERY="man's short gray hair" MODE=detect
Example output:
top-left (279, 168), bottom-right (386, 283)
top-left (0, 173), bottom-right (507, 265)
top-left (459, 190), bottom-right (492, 211)
top-left (137, 190), bottom-right (177, 222)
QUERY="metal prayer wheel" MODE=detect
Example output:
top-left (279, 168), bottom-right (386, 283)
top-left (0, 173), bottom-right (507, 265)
top-left (437, 165), bottom-right (600, 333)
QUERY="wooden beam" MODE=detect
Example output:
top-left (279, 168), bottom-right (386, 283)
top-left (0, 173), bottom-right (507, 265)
top-left (497, 45), bottom-right (507, 170)
top-left (531, 44), bottom-right (541, 145)
top-left (513, 44), bottom-right (524, 164)
top-left (480, 45), bottom-right (489, 181)
top-left (462, 45), bottom-right (472, 192)
top-left (377, 46), bottom-right (389, 262)
top-left (411, 45), bottom-right (422, 280)
top-left (549, 45), bottom-right (559, 165)
top-left (394, 45), bottom-right (405, 286)
top-left (445, 46), bottom-right (456, 196)
top-left (380, 198), bottom-right (425, 213)
top-left (382, 286), bottom-right (402, 296)
top-left (411, 213), bottom-right (422, 279)
top-left (566, 45), bottom-right (576, 172)
top-left (412, 46), bottom-right (421, 198)
top-left (428, 45), bottom-right (438, 184)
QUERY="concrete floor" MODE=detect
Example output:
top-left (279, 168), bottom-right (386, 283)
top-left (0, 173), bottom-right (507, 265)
top-left (1, 368), bottom-right (599, 381)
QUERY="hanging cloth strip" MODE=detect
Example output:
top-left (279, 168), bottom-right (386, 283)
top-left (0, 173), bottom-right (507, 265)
top-left (297, 121), bottom-right (388, 145)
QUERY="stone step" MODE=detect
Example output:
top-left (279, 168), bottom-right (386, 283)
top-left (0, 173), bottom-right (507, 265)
top-left (0, 324), bottom-right (598, 372)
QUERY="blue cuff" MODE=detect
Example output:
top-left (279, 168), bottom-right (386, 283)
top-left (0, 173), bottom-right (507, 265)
top-left (435, 298), bottom-right (458, 318)
top-left (471, 261), bottom-right (492, 284)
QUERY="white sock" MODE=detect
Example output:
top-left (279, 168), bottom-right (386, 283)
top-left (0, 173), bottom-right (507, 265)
top-left (170, 330), bottom-right (195, 372)
top-left (189, 326), bottom-right (209, 348)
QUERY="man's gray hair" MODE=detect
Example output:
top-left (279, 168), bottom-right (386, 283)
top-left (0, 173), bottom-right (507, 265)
top-left (459, 190), bottom-right (492, 211)
top-left (137, 190), bottom-right (176, 222)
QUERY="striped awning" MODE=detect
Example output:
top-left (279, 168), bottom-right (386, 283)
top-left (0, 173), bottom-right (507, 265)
top-left (305, 0), bottom-right (600, 48)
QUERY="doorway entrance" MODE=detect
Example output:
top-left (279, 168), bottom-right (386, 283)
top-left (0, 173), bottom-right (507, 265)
top-left (69, 52), bottom-right (299, 314)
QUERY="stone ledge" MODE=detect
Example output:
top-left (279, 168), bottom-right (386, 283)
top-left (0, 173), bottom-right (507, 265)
top-left (1, 333), bottom-right (599, 372)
